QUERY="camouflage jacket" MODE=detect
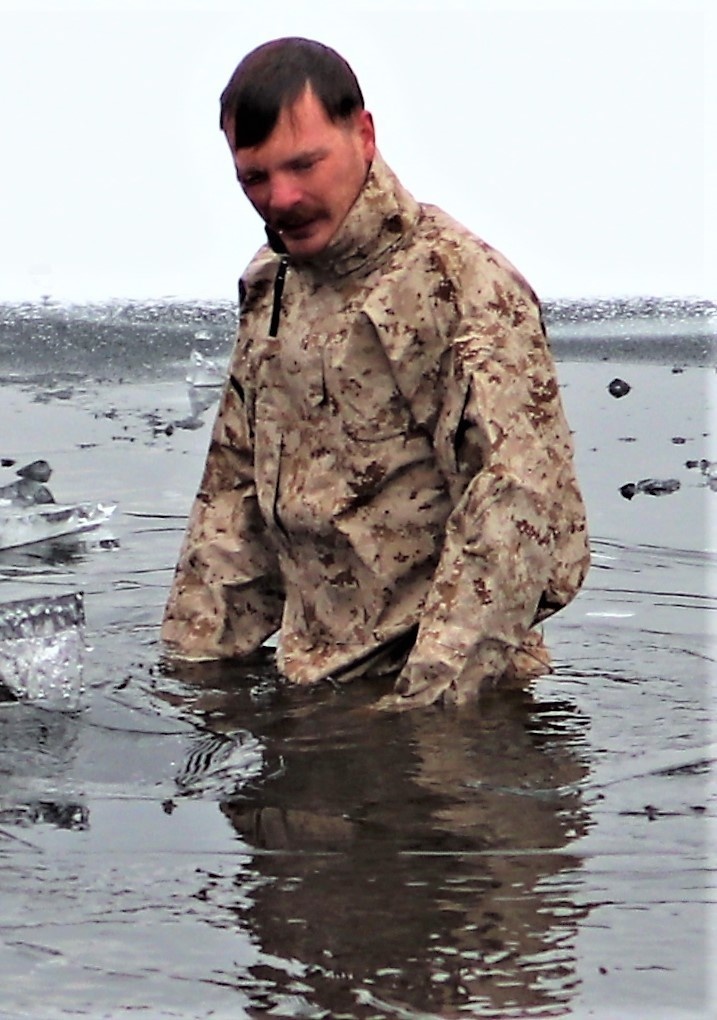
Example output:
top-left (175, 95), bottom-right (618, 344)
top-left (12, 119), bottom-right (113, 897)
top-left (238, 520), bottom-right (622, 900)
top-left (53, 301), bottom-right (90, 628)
top-left (162, 153), bottom-right (589, 706)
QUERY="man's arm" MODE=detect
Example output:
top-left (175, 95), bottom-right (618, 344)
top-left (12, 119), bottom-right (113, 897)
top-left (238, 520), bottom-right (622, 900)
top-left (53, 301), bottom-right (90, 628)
top-left (161, 374), bottom-right (284, 661)
top-left (386, 278), bottom-right (589, 707)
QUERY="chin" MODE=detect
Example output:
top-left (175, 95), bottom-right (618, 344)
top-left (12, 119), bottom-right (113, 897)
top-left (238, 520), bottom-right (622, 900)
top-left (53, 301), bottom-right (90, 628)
top-left (286, 238), bottom-right (328, 258)
top-left (283, 222), bottom-right (335, 258)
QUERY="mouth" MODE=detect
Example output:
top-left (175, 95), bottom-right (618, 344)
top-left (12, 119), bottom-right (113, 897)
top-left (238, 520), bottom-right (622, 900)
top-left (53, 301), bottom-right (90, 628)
top-left (277, 221), bottom-right (317, 240)
top-left (274, 212), bottom-right (325, 240)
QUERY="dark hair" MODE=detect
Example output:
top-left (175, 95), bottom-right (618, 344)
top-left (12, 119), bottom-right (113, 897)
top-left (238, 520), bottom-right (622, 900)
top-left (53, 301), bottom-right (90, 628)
top-left (220, 37), bottom-right (365, 149)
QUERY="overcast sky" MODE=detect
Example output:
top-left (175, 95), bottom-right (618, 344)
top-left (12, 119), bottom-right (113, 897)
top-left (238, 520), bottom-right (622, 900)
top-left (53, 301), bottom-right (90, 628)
top-left (0, 0), bottom-right (713, 302)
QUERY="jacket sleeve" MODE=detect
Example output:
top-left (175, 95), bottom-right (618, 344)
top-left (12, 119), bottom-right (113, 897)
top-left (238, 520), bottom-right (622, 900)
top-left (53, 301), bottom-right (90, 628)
top-left (161, 372), bottom-right (284, 661)
top-left (389, 276), bottom-right (588, 707)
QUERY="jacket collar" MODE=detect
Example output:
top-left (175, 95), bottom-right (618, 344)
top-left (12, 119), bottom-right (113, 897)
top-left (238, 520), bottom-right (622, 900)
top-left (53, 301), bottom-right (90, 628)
top-left (266, 151), bottom-right (421, 279)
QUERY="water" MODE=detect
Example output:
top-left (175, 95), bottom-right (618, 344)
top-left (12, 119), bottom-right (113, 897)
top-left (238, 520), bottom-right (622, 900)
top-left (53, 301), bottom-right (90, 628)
top-left (0, 298), bottom-right (714, 1019)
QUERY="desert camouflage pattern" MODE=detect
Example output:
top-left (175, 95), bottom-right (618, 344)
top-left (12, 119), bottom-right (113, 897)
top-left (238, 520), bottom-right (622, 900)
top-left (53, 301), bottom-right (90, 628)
top-left (162, 153), bottom-right (589, 707)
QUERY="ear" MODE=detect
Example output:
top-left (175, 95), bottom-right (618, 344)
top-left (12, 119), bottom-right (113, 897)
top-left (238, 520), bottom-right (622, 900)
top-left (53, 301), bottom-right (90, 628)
top-left (356, 109), bottom-right (376, 162)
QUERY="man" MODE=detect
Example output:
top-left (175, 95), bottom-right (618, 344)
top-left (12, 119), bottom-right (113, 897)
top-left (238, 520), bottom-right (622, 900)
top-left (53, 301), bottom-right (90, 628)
top-left (162, 37), bottom-right (589, 708)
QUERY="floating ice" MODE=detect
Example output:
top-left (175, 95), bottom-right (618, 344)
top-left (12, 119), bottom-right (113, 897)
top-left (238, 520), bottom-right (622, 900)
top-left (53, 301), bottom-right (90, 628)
top-left (171, 350), bottom-right (225, 429)
top-left (0, 591), bottom-right (85, 710)
top-left (0, 458), bottom-right (116, 550)
top-left (0, 501), bottom-right (116, 551)
top-left (186, 349), bottom-right (224, 388)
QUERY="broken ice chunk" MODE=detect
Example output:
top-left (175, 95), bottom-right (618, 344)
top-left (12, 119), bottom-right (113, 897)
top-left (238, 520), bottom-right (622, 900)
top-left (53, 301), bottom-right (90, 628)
top-left (0, 501), bottom-right (116, 551)
top-left (186, 350), bottom-right (224, 388)
top-left (0, 592), bottom-right (85, 710)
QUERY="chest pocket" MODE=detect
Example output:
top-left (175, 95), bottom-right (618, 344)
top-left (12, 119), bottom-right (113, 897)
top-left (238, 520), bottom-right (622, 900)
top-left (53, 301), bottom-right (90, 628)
top-left (280, 331), bottom-right (327, 414)
top-left (324, 314), bottom-right (413, 442)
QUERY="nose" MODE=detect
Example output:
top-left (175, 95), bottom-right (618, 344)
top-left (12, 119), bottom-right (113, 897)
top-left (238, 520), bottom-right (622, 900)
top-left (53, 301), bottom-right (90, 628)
top-left (267, 173), bottom-right (303, 214)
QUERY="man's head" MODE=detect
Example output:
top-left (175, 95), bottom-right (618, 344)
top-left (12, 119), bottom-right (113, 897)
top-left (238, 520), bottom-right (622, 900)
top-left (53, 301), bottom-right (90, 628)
top-left (220, 38), bottom-right (376, 258)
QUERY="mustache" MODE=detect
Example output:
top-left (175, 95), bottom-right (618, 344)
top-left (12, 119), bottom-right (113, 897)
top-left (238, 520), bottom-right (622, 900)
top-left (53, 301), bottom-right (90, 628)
top-left (271, 206), bottom-right (324, 232)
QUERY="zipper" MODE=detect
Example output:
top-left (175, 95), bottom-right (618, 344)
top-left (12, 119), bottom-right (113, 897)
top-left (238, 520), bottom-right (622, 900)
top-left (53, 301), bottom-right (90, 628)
top-left (269, 257), bottom-right (288, 337)
top-left (272, 435), bottom-right (289, 539)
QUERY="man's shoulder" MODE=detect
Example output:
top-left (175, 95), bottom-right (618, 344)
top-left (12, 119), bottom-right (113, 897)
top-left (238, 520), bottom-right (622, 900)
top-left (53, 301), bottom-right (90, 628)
top-left (239, 246), bottom-right (281, 311)
top-left (242, 245), bottom-right (279, 285)
top-left (416, 204), bottom-right (511, 268)
top-left (405, 203), bottom-right (539, 305)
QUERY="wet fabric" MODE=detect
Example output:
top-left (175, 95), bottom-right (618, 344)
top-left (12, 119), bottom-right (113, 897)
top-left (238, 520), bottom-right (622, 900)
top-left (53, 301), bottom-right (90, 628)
top-left (162, 153), bottom-right (589, 705)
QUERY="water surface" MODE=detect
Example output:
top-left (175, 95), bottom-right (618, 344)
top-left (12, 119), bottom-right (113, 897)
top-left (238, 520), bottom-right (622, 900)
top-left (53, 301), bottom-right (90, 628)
top-left (0, 300), bottom-right (714, 1019)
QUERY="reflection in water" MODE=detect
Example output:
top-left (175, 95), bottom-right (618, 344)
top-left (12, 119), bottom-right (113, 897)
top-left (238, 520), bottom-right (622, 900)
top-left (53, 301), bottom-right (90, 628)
top-left (164, 652), bottom-right (591, 1018)
top-left (0, 531), bottom-right (118, 573)
top-left (0, 797), bottom-right (88, 830)
top-left (174, 729), bottom-right (265, 797)
top-left (0, 704), bottom-right (87, 831)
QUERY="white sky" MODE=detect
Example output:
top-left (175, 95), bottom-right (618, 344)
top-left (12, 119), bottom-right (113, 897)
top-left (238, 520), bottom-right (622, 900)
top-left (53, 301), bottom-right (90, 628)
top-left (0, 0), bottom-right (713, 302)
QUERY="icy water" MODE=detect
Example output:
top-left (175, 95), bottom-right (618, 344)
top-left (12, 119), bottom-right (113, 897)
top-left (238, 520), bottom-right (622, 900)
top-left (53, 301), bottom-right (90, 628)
top-left (0, 298), bottom-right (714, 1019)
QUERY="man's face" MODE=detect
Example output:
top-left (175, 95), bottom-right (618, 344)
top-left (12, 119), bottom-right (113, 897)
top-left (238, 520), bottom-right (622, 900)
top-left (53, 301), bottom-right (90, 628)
top-left (225, 85), bottom-right (376, 258)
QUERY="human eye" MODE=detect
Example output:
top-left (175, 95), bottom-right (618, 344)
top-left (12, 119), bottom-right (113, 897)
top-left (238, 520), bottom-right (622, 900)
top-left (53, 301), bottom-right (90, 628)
top-left (290, 154), bottom-right (319, 173)
top-left (238, 169), bottom-right (267, 189)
